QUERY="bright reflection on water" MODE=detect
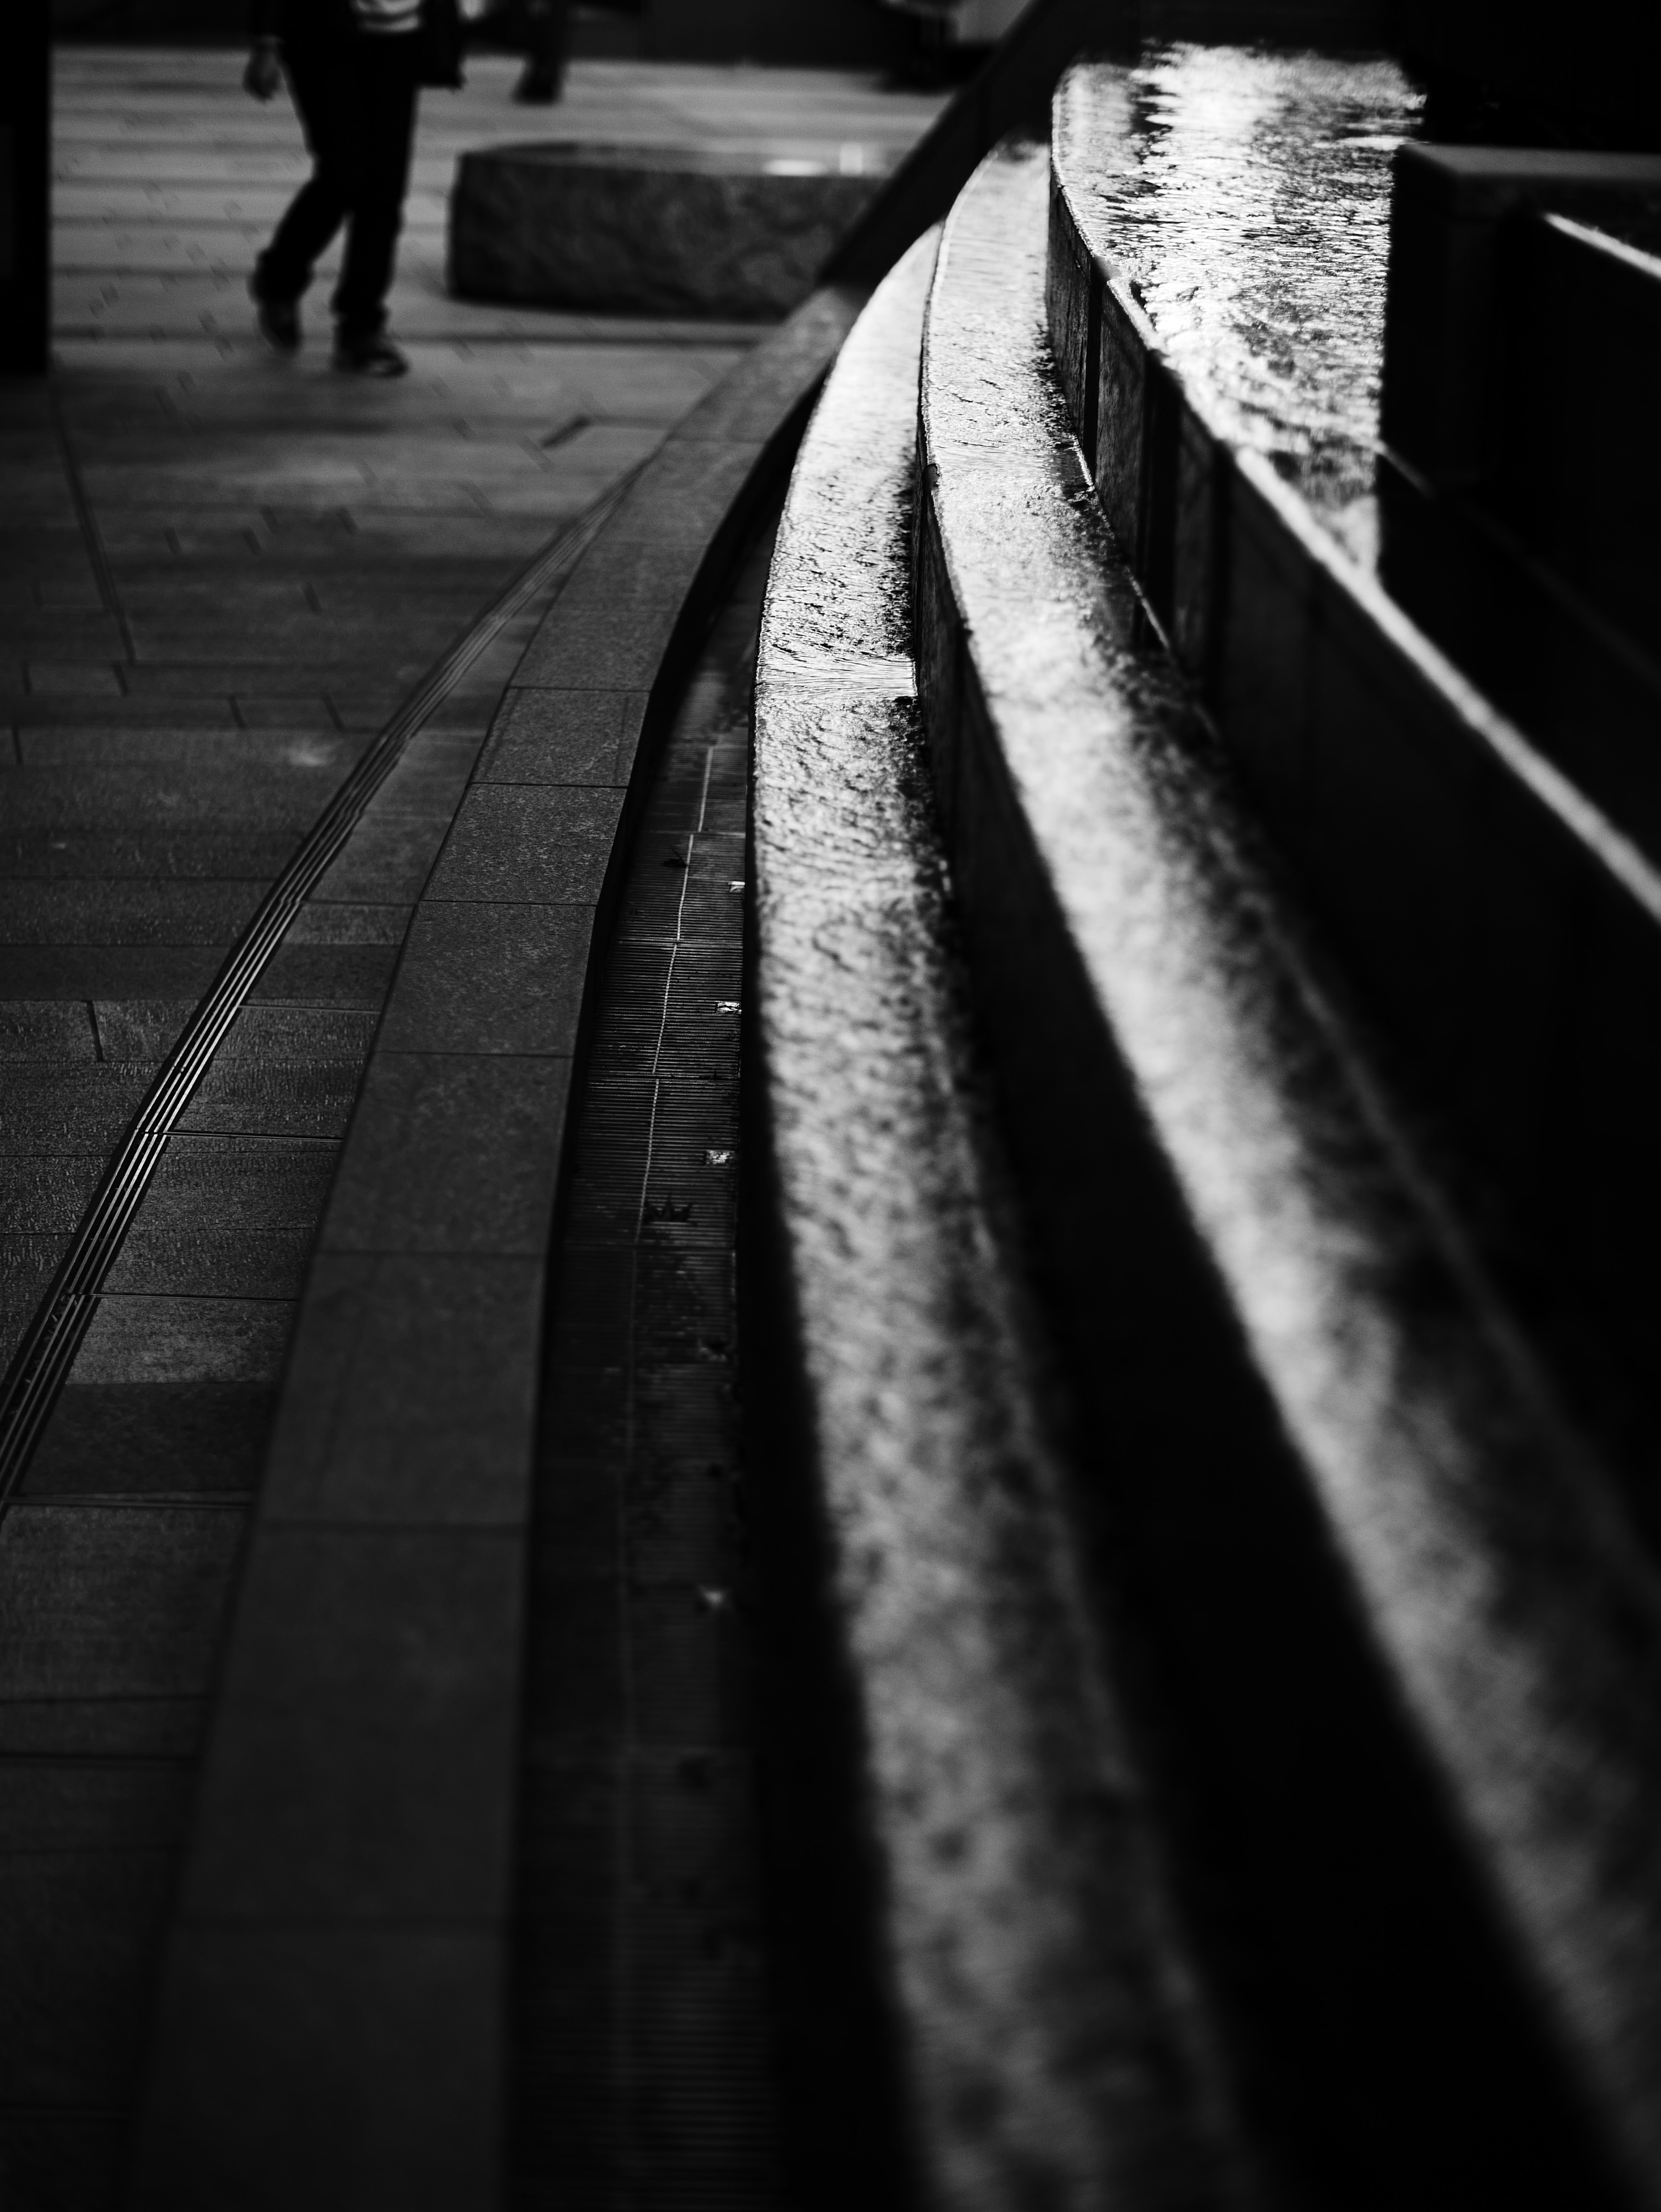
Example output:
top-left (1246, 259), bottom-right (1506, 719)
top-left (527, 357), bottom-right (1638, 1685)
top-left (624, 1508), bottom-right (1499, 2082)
top-left (1060, 46), bottom-right (1423, 567)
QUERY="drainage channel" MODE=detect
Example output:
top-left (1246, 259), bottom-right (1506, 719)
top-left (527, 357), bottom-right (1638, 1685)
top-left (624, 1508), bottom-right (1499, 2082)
top-left (513, 515), bottom-right (785, 2210)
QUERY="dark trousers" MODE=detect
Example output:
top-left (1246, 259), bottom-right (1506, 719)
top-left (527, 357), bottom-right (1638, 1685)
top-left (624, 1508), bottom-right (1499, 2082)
top-left (255, 33), bottom-right (419, 340)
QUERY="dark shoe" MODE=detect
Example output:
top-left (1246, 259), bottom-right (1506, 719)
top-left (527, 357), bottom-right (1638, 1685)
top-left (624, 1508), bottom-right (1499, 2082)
top-left (249, 275), bottom-right (300, 353)
top-left (513, 62), bottom-right (561, 102)
top-left (332, 332), bottom-right (409, 378)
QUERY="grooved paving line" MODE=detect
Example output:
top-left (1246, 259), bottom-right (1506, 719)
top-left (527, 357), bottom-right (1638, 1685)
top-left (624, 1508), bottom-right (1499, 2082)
top-left (0, 473), bottom-right (637, 1510)
top-left (513, 527), bottom-right (779, 2212)
top-left (0, 523), bottom-right (609, 2212)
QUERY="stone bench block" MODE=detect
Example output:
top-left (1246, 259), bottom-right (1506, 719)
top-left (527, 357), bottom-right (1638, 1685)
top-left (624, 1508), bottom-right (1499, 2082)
top-left (450, 141), bottom-right (883, 319)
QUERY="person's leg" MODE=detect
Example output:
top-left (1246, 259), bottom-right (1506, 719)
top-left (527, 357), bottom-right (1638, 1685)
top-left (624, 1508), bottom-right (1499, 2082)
top-left (514, 0), bottom-right (570, 104)
top-left (331, 35), bottom-right (418, 347)
top-left (253, 37), bottom-right (353, 306)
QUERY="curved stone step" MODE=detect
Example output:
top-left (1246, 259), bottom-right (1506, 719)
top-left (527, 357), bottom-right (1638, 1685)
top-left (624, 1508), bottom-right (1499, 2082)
top-left (1047, 61), bottom-right (1661, 1507)
top-left (918, 136), bottom-right (1661, 2210)
top-left (749, 229), bottom-right (1255, 2212)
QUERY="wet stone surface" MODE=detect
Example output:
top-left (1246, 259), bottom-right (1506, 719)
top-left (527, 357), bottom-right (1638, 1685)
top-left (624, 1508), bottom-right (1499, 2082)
top-left (1057, 46), bottom-right (1422, 564)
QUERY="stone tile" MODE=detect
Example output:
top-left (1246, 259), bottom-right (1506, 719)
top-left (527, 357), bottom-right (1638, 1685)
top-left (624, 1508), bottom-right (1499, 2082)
top-left (426, 784), bottom-right (624, 906)
top-left (23, 1383), bottom-right (276, 1498)
top-left (604, 435), bottom-right (763, 548)
top-left (0, 1842), bottom-right (178, 2109)
top-left (0, 1758), bottom-right (191, 1855)
top-left (106, 1135), bottom-right (338, 1301)
top-left (180, 1525), bottom-right (521, 1921)
top-left (321, 1052), bottom-right (570, 1256)
top-left (308, 811), bottom-right (453, 907)
top-left (379, 903), bottom-right (595, 1056)
top-left (478, 686), bottom-right (646, 786)
top-left (284, 900), bottom-right (411, 946)
top-left (24, 661), bottom-right (124, 696)
top-left (367, 730), bottom-right (482, 818)
top-left (0, 1700), bottom-right (206, 1761)
top-left (0, 1154), bottom-right (106, 1236)
top-left (262, 1252), bottom-right (542, 1527)
top-left (91, 997), bottom-right (195, 1060)
top-left (73, 1293), bottom-right (295, 1385)
top-left (0, 999), bottom-right (99, 1060)
top-left (216, 1002), bottom-right (378, 1063)
top-left (0, 877), bottom-right (260, 946)
top-left (0, 1065), bottom-right (152, 1151)
top-left (512, 559), bottom-right (690, 692)
top-left (0, 1504), bottom-right (243, 1701)
top-left (15, 724), bottom-right (358, 772)
top-left (177, 1056), bottom-right (367, 1140)
top-left (676, 289), bottom-right (853, 444)
top-left (0, 760), bottom-right (329, 833)
top-left (129, 1927), bottom-right (503, 2212)
top-left (247, 942), bottom-right (398, 1004)
top-left (0, 945), bottom-right (221, 998)
top-left (0, 2114), bottom-right (128, 2212)
top-left (0, 1234), bottom-right (70, 1362)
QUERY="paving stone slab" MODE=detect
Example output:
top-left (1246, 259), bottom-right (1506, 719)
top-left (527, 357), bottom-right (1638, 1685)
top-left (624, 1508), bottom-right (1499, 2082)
top-left (22, 1384), bottom-right (277, 1500)
top-left (71, 1294), bottom-right (295, 1387)
top-left (129, 1928), bottom-right (503, 2212)
top-left (0, 1505), bottom-right (244, 1702)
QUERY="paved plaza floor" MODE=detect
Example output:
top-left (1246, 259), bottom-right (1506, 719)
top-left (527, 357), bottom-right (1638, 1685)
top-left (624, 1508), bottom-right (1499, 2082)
top-left (0, 47), bottom-right (940, 2202)
top-left (2, 40), bottom-right (942, 1377)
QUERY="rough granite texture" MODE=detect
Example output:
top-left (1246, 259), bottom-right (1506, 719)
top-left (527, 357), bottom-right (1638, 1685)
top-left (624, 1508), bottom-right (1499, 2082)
top-left (923, 139), bottom-right (1661, 2204)
top-left (752, 228), bottom-right (1251, 2209)
top-left (451, 144), bottom-right (882, 319)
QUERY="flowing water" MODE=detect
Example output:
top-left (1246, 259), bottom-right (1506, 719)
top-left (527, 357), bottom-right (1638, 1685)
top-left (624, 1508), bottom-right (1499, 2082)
top-left (1057, 46), bottom-right (1424, 567)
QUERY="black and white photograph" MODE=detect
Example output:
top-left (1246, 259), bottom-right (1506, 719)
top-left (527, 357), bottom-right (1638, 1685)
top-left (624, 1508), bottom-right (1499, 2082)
top-left (3, 0), bottom-right (1661, 2205)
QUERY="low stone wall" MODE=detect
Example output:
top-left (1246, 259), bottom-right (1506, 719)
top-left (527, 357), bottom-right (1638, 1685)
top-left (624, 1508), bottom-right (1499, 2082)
top-left (451, 142), bottom-right (882, 319)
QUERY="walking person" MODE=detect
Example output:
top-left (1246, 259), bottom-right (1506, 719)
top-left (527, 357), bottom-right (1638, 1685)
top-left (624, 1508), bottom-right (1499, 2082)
top-left (513, 0), bottom-right (570, 103)
top-left (244, 0), bottom-right (460, 374)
